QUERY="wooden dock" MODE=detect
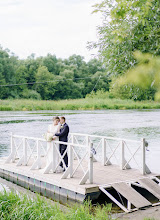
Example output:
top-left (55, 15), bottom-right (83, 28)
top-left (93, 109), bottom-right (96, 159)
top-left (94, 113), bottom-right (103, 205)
top-left (1, 133), bottom-right (160, 212)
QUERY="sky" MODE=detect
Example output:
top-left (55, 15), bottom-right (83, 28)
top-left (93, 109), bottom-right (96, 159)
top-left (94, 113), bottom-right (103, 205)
top-left (0, 0), bottom-right (102, 61)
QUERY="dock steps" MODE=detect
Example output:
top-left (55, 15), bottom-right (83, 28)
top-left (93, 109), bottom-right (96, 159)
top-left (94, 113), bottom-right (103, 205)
top-left (138, 178), bottom-right (160, 200)
top-left (112, 182), bottom-right (151, 208)
top-left (99, 178), bottom-right (160, 213)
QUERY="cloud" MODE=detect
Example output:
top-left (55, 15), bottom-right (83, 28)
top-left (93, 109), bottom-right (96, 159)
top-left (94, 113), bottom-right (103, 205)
top-left (0, 0), bottom-right (101, 60)
top-left (0, 0), bottom-right (22, 7)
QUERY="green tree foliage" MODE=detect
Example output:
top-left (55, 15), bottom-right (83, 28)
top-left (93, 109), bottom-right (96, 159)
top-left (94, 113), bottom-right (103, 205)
top-left (111, 51), bottom-right (160, 101)
top-left (91, 0), bottom-right (160, 76)
top-left (0, 47), bottom-right (19, 98)
top-left (0, 47), bottom-right (109, 100)
top-left (35, 66), bottom-right (56, 100)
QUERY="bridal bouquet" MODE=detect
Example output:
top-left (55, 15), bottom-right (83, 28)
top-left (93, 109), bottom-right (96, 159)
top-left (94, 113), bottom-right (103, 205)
top-left (43, 132), bottom-right (53, 142)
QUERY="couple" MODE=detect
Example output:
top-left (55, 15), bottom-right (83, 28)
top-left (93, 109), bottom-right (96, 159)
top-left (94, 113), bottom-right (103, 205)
top-left (47, 116), bottom-right (69, 172)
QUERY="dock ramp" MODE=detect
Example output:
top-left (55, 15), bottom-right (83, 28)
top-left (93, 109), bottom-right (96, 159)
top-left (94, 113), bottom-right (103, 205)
top-left (99, 177), bottom-right (160, 213)
top-left (138, 178), bottom-right (160, 200)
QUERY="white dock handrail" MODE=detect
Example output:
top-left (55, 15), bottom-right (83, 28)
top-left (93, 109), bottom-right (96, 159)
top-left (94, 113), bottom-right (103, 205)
top-left (5, 132), bottom-right (150, 185)
top-left (70, 133), bottom-right (150, 175)
top-left (6, 133), bottom-right (94, 185)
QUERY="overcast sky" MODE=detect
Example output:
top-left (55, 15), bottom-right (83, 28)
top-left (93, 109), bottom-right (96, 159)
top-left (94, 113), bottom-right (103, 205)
top-left (0, 0), bottom-right (101, 60)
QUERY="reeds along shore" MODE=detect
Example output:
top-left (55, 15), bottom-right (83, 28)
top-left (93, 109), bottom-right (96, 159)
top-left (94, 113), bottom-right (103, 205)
top-left (0, 190), bottom-right (112, 220)
top-left (0, 98), bottom-right (160, 111)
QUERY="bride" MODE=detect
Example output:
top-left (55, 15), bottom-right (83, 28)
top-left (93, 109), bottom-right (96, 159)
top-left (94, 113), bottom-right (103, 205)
top-left (46, 116), bottom-right (61, 172)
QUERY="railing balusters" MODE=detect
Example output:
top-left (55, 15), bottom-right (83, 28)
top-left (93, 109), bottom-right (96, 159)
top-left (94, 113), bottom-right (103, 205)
top-left (141, 138), bottom-right (146, 175)
top-left (6, 133), bottom-right (149, 184)
top-left (102, 137), bottom-right (106, 166)
top-left (70, 135), bottom-right (74, 177)
top-left (37, 140), bottom-right (41, 169)
top-left (23, 138), bottom-right (27, 165)
top-left (89, 142), bottom-right (93, 184)
top-left (121, 140), bottom-right (125, 170)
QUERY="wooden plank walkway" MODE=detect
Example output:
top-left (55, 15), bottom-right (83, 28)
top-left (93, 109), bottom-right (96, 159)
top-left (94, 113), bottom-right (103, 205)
top-left (0, 158), bottom-right (157, 192)
top-left (138, 178), bottom-right (160, 200)
top-left (112, 182), bottom-right (151, 208)
top-left (0, 157), bottom-right (159, 208)
top-left (0, 159), bottom-right (155, 185)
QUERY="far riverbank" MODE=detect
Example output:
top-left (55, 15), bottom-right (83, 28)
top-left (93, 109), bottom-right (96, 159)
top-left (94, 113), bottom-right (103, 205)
top-left (1, 98), bottom-right (160, 111)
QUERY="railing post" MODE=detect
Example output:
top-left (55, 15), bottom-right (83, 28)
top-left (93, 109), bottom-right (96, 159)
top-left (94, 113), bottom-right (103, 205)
top-left (70, 135), bottom-right (74, 176)
top-left (102, 137), bottom-right (106, 165)
top-left (68, 144), bottom-right (73, 177)
top-left (23, 138), bottom-right (27, 165)
top-left (53, 142), bottom-right (57, 172)
top-left (121, 140), bottom-right (125, 170)
top-left (37, 140), bottom-right (41, 169)
top-left (11, 132), bottom-right (15, 162)
top-left (71, 133), bottom-right (74, 144)
top-left (5, 133), bottom-right (16, 163)
top-left (141, 138), bottom-right (146, 175)
top-left (71, 134), bottom-right (76, 161)
top-left (89, 142), bottom-right (93, 184)
top-left (86, 135), bottom-right (89, 147)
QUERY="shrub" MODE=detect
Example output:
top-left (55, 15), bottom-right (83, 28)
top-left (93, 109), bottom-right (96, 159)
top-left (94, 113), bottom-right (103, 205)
top-left (22, 90), bottom-right (41, 100)
top-left (110, 78), bottom-right (156, 101)
top-left (86, 89), bottom-right (111, 99)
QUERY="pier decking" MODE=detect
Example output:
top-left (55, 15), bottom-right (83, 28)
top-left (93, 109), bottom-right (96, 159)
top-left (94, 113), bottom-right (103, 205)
top-left (1, 133), bottom-right (160, 212)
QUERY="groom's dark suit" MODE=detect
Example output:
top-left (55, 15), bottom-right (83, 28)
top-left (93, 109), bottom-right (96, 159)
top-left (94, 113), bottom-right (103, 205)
top-left (55, 123), bottom-right (69, 168)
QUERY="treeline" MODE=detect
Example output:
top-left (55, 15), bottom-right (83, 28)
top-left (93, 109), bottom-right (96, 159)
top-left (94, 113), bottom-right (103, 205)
top-left (0, 47), bottom-right (109, 100)
top-left (1, 1), bottom-right (160, 102)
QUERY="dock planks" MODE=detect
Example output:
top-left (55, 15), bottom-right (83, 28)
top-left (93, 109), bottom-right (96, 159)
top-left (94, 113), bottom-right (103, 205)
top-left (0, 157), bottom-right (159, 205)
top-left (138, 178), bottom-right (160, 200)
top-left (112, 182), bottom-right (151, 208)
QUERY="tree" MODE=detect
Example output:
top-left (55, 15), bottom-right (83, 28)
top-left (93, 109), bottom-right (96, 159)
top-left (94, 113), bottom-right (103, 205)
top-left (14, 64), bottom-right (28, 97)
top-left (91, 0), bottom-right (160, 76)
top-left (42, 54), bottom-right (59, 75)
top-left (0, 47), bottom-right (18, 98)
top-left (113, 51), bottom-right (160, 101)
top-left (35, 66), bottom-right (56, 99)
top-left (24, 56), bottom-right (41, 90)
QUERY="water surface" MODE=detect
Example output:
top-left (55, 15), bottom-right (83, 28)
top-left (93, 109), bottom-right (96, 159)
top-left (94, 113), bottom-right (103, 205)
top-left (0, 110), bottom-right (160, 173)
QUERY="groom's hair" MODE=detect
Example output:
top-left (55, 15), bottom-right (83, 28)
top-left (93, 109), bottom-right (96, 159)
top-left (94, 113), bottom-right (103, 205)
top-left (60, 116), bottom-right (66, 122)
top-left (53, 116), bottom-right (60, 121)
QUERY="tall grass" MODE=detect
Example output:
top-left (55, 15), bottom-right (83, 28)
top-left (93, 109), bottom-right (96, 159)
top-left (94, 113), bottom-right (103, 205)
top-left (0, 190), bottom-right (112, 220)
top-left (1, 96), bottom-right (160, 111)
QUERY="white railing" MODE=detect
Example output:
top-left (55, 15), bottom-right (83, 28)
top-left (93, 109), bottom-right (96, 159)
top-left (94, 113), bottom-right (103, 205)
top-left (5, 133), bottom-right (150, 185)
top-left (5, 133), bottom-right (93, 185)
top-left (70, 133), bottom-right (151, 175)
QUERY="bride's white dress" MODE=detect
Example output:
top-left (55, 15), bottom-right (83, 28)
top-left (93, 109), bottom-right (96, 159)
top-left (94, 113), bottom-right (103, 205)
top-left (46, 124), bottom-right (60, 170)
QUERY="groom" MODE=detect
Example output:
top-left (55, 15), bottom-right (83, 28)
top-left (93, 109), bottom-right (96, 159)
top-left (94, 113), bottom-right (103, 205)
top-left (54, 116), bottom-right (69, 170)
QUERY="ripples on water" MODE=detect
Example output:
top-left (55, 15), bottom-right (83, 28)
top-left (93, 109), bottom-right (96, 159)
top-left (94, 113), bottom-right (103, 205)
top-left (0, 110), bottom-right (160, 173)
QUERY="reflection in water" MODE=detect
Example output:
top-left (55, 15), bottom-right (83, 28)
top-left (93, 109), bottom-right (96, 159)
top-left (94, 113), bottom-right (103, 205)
top-left (0, 110), bottom-right (160, 173)
top-left (124, 126), bottom-right (160, 137)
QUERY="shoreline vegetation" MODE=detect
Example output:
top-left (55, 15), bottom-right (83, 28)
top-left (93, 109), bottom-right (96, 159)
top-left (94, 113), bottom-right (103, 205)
top-left (1, 97), bottom-right (160, 111)
top-left (0, 189), bottom-right (156, 220)
top-left (0, 190), bottom-right (112, 220)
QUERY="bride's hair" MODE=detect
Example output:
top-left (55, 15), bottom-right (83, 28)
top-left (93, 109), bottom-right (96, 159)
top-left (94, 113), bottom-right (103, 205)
top-left (53, 116), bottom-right (60, 121)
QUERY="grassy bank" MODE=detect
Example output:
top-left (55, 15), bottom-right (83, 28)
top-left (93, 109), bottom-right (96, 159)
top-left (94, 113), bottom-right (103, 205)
top-left (1, 98), bottom-right (160, 111)
top-left (0, 190), bottom-right (112, 220)
top-left (0, 190), bottom-right (156, 220)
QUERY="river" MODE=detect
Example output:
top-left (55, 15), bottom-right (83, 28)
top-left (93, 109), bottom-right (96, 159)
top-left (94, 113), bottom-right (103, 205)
top-left (0, 109), bottom-right (160, 177)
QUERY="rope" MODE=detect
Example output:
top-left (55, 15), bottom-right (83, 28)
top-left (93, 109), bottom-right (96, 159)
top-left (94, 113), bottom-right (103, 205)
top-left (0, 75), bottom-right (102, 87)
top-left (117, 190), bottom-right (125, 207)
top-left (90, 75), bottom-right (101, 93)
